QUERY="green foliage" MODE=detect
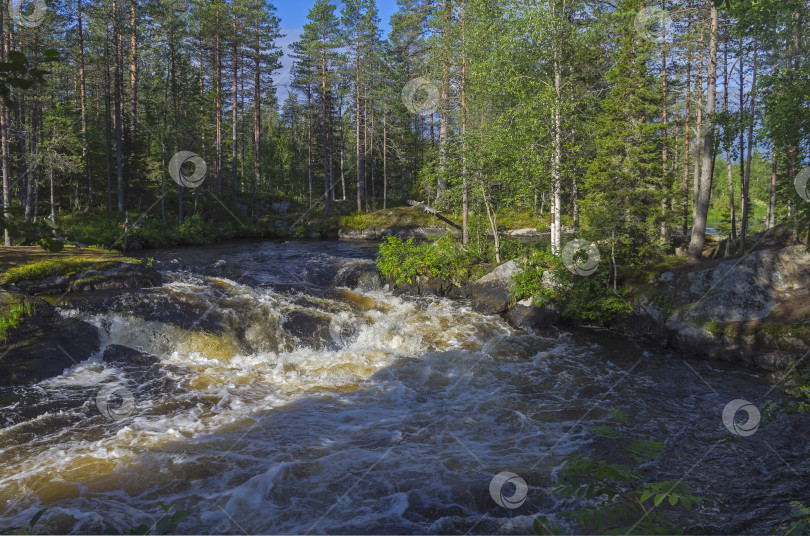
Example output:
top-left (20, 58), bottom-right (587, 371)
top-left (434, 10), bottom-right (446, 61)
top-left (0, 210), bottom-right (63, 252)
top-left (535, 411), bottom-right (703, 535)
top-left (782, 502), bottom-right (810, 536)
top-left (0, 300), bottom-right (35, 342)
top-left (376, 234), bottom-right (477, 285)
top-left (0, 49), bottom-right (59, 107)
top-left (762, 360), bottom-right (810, 421)
top-left (512, 241), bottom-right (632, 326)
top-left (0, 508), bottom-right (47, 535)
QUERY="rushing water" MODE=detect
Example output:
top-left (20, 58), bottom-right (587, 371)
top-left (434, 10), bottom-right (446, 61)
top-left (1, 240), bottom-right (808, 534)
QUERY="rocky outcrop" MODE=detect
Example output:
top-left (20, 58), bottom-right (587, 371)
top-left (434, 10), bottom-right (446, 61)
top-left (6, 262), bottom-right (162, 296)
top-left (0, 294), bottom-right (101, 385)
top-left (338, 226), bottom-right (456, 241)
top-left (627, 243), bottom-right (810, 370)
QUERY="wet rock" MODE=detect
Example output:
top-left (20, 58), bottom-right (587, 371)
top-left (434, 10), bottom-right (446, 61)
top-left (102, 344), bottom-right (159, 366)
top-left (0, 294), bottom-right (100, 385)
top-left (109, 288), bottom-right (228, 333)
top-left (331, 261), bottom-right (383, 291)
top-left (505, 298), bottom-right (560, 329)
top-left (281, 310), bottom-right (331, 349)
top-left (468, 260), bottom-right (520, 315)
top-left (8, 262), bottom-right (161, 296)
top-left (390, 275), bottom-right (468, 299)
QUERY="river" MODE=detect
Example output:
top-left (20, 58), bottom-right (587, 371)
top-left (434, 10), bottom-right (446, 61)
top-left (1, 240), bottom-right (808, 534)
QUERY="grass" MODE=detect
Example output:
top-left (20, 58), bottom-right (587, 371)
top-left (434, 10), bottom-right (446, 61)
top-left (0, 249), bottom-right (140, 286)
top-left (0, 298), bottom-right (35, 342)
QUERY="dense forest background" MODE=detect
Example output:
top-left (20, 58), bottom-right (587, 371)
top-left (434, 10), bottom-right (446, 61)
top-left (0, 0), bottom-right (808, 258)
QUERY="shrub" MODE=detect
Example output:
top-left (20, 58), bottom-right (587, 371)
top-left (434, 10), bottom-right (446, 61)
top-left (376, 234), bottom-right (476, 285)
top-left (535, 409), bottom-right (704, 535)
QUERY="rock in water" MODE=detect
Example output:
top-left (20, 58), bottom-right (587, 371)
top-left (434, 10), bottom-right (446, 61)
top-left (469, 260), bottom-right (520, 315)
top-left (505, 298), bottom-right (561, 330)
top-left (0, 293), bottom-right (100, 385)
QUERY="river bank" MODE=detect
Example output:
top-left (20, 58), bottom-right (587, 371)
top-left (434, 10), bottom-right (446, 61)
top-left (0, 239), bottom-right (807, 535)
top-left (380, 226), bottom-right (810, 372)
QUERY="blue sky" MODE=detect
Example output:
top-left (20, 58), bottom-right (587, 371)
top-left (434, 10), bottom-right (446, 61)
top-left (272, 0), bottom-right (399, 100)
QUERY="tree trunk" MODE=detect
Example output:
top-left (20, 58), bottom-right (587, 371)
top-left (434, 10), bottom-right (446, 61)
top-left (682, 30), bottom-right (692, 237)
top-left (722, 35), bottom-right (736, 240)
top-left (104, 39), bottom-right (113, 213)
top-left (1, 2), bottom-right (9, 246)
top-left (688, 1), bottom-right (718, 259)
top-left (113, 0), bottom-right (125, 212)
top-left (692, 31), bottom-right (704, 213)
top-left (461, 6), bottom-right (469, 245)
top-left (215, 10), bottom-right (223, 197)
top-left (436, 0), bottom-right (451, 204)
top-left (129, 0), bottom-right (137, 190)
top-left (739, 38), bottom-right (757, 253)
top-left (550, 13), bottom-right (563, 253)
top-left (232, 6), bottom-right (239, 210)
top-left (355, 24), bottom-right (363, 211)
top-left (660, 0), bottom-right (668, 242)
top-left (339, 99), bottom-right (345, 200)
top-left (307, 84), bottom-right (313, 209)
top-left (766, 141), bottom-right (776, 228)
top-left (321, 42), bottom-right (330, 213)
top-left (78, 0), bottom-right (90, 208)
top-left (253, 11), bottom-right (261, 216)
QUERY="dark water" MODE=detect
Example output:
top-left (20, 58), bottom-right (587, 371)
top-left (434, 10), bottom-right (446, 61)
top-left (0, 240), bottom-right (807, 534)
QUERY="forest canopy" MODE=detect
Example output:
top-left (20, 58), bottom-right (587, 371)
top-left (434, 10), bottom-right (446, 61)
top-left (0, 0), bottom-right (807, 260)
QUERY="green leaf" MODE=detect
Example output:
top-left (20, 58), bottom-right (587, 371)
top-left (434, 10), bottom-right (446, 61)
top-left (29, 508), bottom-right (47, 528)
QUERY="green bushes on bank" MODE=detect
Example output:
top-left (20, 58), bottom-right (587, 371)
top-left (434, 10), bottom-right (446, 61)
top-left (376, 234), bottom-right (481, 285)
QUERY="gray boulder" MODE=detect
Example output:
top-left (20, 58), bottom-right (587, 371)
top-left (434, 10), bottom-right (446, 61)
top-left (505, 298), bottom-right (560, 329)
top-left (469, 260), bottom-right (520, 315)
